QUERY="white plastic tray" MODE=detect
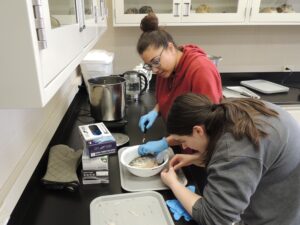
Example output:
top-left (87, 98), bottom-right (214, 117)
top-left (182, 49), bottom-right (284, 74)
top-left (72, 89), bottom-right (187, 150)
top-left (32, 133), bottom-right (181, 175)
top-left (240, 79), bottom-right (289, 94)
top-left (118, 147), bottom-right (187, 192)
top-left (90, 191), bottom-right (175, 225)
top-left (225, 86), bottom-right (260, 99)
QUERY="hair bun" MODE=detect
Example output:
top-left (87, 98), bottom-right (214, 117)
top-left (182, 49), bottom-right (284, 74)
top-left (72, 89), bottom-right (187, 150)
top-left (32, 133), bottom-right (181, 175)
top-left (140, 12), bottom-right (159, 32)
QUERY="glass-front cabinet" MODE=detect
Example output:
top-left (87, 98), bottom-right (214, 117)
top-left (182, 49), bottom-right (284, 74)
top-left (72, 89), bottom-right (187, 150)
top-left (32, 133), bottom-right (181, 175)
top-left (250, 0), bottom-right (300, 23)
top-left (42, 0), bottom-right (83, 88)
top-left (0, 0), bottom-right (107, 107)
top-left (183, 0), bottom-right (248, 23)
top-left (40, 0), bottom-right (107, 95)
top-left (113, 0), bottom-right (248, 25)
top-left (114, 0), bottom-right (181, 25)
top-left (113, 0), bottom-right (300, 26)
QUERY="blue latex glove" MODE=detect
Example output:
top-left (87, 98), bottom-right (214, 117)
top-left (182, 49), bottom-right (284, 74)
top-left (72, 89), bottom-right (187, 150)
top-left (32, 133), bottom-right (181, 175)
top-left (166, 185), bottom-right (196, 222)
top-left (139, 110), bottom-right (158, 132)
top-left (138, 137), bottom-right (168, 155)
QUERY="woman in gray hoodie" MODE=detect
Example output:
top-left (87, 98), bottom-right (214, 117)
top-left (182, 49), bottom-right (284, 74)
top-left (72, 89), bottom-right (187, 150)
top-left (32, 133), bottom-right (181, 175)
top-left (161, 93), bottom-right (300, 225)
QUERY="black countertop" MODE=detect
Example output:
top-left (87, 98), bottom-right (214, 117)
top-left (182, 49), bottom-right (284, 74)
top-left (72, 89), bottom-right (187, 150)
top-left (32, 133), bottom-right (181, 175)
top-left (8, 72), bottom-right (300, 225)
top-left (8, 85), bottom-right (202, 225)
top-left (221, 72), bottom-right (300, 104)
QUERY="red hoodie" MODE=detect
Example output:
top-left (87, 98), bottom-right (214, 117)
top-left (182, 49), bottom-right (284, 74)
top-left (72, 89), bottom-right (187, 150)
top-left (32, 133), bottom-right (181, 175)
top-left (155, 44), bottom-right (222, 121)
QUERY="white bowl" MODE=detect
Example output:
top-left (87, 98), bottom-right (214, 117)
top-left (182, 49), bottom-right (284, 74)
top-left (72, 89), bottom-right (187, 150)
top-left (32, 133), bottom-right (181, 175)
top-left (120, 145), bottom-right (169, 178)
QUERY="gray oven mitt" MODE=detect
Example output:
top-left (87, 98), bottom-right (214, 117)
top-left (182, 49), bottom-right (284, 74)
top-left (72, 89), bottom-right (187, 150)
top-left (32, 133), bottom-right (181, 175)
top-left (41, 144), bottom-right (83, 191)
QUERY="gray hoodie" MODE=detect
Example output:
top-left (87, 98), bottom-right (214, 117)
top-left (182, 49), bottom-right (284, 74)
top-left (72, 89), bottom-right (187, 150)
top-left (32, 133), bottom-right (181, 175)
top-left (192, 102), bottom-right (300, 225)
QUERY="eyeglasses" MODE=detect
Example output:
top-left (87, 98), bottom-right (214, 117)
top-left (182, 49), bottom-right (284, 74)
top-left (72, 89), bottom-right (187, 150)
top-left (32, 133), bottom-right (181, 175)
top-left (143, 48), bottom-right (164, 71)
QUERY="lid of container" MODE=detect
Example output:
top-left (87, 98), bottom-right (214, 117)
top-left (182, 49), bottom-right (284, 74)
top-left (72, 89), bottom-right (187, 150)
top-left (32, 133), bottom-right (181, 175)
top-left (90, 191), bottom-right (175, 225)
top-left (82, 49), bottom-right (114, 64)
top-left (88, 76), bottom-right (125, 85)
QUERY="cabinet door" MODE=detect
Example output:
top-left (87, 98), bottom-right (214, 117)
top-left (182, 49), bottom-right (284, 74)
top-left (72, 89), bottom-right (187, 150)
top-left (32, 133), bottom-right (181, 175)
top-left (250, 0), bottom-right (300, 24)
top-left (113, 0), bottom-right (181, 26)
top-left (40, 0), bottom-right (83, 87)
top-left (113, 0), bottom-right (248, 25)
top-left (96, 0), bottom-right (107, 23)
top-left (0, 0), bottom-right (106, 107)
top-left (182, 0), bottom-right (248, 23)
top-left (82, 0), bottom-right (98, 47)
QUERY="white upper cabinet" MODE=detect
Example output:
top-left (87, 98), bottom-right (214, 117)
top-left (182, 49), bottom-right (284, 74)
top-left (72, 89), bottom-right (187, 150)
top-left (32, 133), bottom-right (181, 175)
top-left (113, 0), bottom-right (181, 25)
top-left (0, 0), bottom-right (107, 108)
top-left (113, 0), bottom-right (300, 26)
top-left (182, 0), bottom-right (248, 23)
top-left (249, 0), bottom-right (300, 24)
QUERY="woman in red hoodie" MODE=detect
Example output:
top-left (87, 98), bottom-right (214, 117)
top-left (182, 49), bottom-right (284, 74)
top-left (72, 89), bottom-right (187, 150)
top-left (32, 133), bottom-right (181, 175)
top-left (137, 13), bottom-right (222, 155)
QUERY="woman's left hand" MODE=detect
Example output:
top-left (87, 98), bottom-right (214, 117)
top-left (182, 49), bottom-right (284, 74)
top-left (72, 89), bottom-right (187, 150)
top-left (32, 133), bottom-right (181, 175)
top-left (160, 167), bottom-right (179, 188)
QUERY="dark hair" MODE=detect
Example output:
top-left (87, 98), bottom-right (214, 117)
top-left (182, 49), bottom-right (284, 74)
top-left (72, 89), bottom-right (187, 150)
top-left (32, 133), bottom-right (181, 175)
top-left (137, 13), bottom-right (177, 54)
top-left (167, 93), bottom-right (279, 165)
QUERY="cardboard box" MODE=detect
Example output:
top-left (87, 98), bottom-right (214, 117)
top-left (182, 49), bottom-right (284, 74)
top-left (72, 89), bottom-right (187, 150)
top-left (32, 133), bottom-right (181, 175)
top-left (82, 148), bottom-right (109, 171)
top-left (78, 122), bottom-right (116, 157)
top-left (81, 170), bottom-right (109, 185)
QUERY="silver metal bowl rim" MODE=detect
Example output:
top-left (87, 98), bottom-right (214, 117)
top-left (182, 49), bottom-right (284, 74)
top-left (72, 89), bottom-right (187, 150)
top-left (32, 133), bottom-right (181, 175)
top-left (88, 76), bottom-right (126, 86)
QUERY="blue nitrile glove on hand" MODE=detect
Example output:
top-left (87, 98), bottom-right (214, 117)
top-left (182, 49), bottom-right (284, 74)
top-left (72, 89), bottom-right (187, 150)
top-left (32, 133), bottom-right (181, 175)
top-left (166, 185), bottom-right (196, 221)
top-left (138, 137), bottom-right (168, 155)
top-left (139, 110), bottom-right (158, 132)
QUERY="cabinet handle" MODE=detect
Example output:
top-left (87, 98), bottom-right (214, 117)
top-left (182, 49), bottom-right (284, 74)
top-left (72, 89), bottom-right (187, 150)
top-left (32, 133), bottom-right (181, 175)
top-left (81, 0), bottom-right (86, 30)
top-left (183, 2), bottom-right (190, 16)
top-left (76, 0), bottom-right (84, 32)
top-left (94, 5), bottom-right (98, 23)
top-left (79, 25), bottom-right (86, 32)
top-left (173, 3), bottom-right (180, 17)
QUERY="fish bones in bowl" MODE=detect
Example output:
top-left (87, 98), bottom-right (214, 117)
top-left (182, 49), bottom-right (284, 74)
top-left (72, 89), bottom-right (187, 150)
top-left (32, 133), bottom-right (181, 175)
top-left (120, 145), bottom-right (169, 177)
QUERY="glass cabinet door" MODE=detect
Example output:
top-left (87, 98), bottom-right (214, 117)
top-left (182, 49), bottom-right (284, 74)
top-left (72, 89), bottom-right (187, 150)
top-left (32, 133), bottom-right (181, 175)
top-left (84, 0), bottom-right (94, 21)
top-left (250, 0), bottom-right (300, 23)
top-left (0, 0), bottom-right (106, 107)
top-left (113, 0), bottom-right (300, 25)
top-left (41, 0), bottom-right (83, 86)
top-left (114, 0), bottom-right (248, 25)
top-left (48, 0), bottom-right (78, 28)
top-left (95, 0), bottom-right (107, 22)
top-left (114, 0), bottom-right (181, 26)
top-left (82, 0), bottom-right (98, 46)
top-left (182, 0), bottom-right (248, 23)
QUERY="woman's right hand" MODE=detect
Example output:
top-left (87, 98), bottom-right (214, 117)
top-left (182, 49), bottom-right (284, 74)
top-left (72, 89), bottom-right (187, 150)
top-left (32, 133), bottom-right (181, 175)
top-left (169, 153), bottom-right (205, 170)
top-left (138, 110), bottom-right (158, 132)
top-left (138, 137), bottom-right (168, 155)
top-left (160, 167), bottom-right (180, 188)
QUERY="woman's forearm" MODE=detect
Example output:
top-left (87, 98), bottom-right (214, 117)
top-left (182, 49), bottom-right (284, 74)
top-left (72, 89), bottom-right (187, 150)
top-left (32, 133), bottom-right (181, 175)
top-left (170, 182), bottom-right (202, 215)
top-left (153, 103), bottom-right (159, 113)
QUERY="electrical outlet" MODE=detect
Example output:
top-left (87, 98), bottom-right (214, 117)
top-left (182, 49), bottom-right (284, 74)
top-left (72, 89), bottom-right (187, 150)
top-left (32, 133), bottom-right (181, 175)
top-left (282, 65), bottom-right (294, 72)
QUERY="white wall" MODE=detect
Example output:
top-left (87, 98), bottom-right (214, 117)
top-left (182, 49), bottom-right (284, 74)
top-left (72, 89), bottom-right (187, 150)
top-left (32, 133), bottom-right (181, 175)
top-left (95, 1), bottom-right (300, 74)
top-left (0, 71), bottom-right (81, 225)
